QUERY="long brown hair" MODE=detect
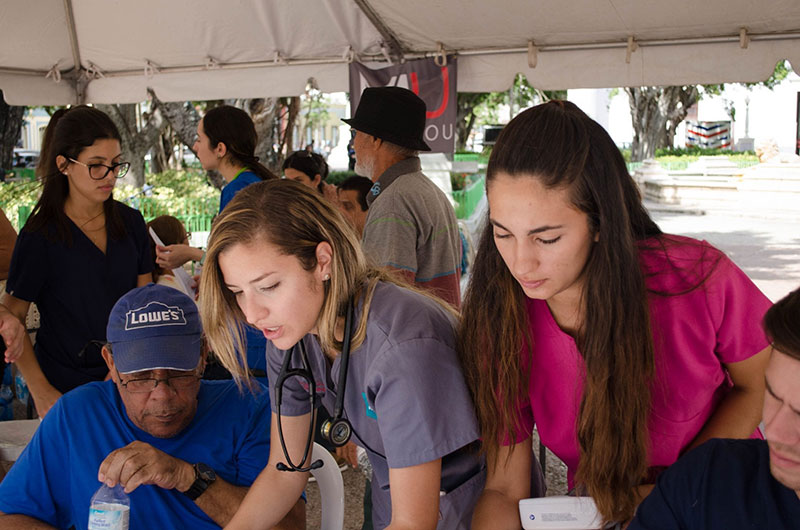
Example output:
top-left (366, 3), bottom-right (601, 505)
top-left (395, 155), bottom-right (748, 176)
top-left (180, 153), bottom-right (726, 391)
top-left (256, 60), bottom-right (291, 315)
top-left (26, 106), bottom-right (126, 243)
top-left (202, 105), bottom-right (277, 182)
top-left (459, 100), bottom-right (661, 523)
top-left (199, 179), bottom-right (455, 388)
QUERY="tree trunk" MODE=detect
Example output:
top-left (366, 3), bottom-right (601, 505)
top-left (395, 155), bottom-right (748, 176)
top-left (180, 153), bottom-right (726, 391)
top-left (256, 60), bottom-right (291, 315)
top-left (0, 91), bottom-right (25, 174)
top-left (283, 96), bottom-right (301, 156)
top-left (96, 103), bottom-right (166, 187)
top-left (147, 90), bottom-right (225, 189)
top-left (150, 128), bottom-right (172, 175)
top-left (248, 98), bottom-right (282, 174)
top-left (625, 86), bottom-right (700, 161)
top-left (456, 93), bottom-right (485, 152)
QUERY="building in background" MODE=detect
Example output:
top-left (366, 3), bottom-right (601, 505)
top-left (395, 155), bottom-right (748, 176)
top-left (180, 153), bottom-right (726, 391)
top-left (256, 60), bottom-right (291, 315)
top-left (18, 108), bottom-right (50, 152)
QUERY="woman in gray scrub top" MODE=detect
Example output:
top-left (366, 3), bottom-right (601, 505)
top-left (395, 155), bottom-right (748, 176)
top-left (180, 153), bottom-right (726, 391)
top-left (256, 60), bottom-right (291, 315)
top-left (200, 179), bottom-right (484, 530)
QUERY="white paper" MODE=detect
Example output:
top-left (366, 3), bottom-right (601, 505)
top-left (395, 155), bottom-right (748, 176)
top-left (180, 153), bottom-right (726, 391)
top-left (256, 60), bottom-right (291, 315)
top-left (149, 227), bottom-right (196, 297)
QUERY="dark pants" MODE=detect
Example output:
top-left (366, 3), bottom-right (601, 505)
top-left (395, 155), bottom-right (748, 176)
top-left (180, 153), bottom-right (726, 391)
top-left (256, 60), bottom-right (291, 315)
top-left (362, 478), bottom-right (373, 530)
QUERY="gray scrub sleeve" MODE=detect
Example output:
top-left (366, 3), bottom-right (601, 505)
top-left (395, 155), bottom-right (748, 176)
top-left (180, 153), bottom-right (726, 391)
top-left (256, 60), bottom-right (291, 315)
top-left (368, 337), bottom-right (480, 469)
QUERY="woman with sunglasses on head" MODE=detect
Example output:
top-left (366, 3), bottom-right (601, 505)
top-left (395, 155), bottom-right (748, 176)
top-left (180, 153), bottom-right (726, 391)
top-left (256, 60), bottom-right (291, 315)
top-left (282, 149), bottom-right (339, 204)
top-left (2, 106), bottom-right (152, 417)
top-left (200, 179), bottom-right (484, 530)
top-left (462, 101), bottom-right (773, 528)
top-left (155, 104), bottom-right (277, 383)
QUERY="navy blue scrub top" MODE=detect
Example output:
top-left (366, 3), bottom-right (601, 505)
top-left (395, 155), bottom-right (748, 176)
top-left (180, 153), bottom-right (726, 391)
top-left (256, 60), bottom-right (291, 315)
top-left (6, 202), bottom-right (152, 393)
top-left (219, 170), bottom-right (268, 382)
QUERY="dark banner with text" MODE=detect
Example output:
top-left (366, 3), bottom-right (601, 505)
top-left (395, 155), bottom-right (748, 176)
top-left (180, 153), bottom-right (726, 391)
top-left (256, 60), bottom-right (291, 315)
top-left (348, 57), bottom-right (457, 153)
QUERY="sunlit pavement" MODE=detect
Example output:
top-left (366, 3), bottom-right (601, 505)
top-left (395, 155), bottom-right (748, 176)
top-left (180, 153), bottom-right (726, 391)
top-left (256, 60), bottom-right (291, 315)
top-left (648, 199), bottom-right (800, 302)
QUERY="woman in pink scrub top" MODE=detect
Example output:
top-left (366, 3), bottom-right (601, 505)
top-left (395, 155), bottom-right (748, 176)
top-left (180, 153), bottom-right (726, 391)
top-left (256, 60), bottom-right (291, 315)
top-left (460, 101), bottom-right (772, 528)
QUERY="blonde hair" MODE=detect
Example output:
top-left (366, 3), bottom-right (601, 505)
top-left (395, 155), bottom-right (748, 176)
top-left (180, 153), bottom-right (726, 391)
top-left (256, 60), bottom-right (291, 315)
top-left (199, 179), bottom-right (445, 387)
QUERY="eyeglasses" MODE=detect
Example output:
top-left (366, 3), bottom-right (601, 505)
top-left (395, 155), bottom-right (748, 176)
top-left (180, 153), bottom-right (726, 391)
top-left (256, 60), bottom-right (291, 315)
top-left (68, 158), bottom-right (130, 180)
top-left (117, 368), bottom-right (200, 393)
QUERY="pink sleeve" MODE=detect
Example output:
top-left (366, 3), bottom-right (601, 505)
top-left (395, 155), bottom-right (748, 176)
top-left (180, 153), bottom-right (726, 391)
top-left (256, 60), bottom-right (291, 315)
top-left (704, 252), bottom-right (772, 363)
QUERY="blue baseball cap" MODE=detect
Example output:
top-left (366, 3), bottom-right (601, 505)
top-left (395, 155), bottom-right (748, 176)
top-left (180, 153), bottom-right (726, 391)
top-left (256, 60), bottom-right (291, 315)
top-left (106, 284), bottom-right (203, 374)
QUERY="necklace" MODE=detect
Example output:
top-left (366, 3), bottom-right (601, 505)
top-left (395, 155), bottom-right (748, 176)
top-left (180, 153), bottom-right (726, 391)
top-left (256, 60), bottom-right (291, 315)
top-left (67, 208), bottom-right (103, 226)
top-left (66, 208), bottom-right (106, 233)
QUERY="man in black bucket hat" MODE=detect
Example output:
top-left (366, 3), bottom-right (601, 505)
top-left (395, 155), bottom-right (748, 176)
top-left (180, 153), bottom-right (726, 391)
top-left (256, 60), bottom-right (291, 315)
top-left (344, 86), bottom-right (462, 308)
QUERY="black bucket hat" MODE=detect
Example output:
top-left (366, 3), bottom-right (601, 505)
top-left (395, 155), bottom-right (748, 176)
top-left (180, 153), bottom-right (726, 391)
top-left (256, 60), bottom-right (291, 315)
top-left (343, 86), bottom-right (431, 151)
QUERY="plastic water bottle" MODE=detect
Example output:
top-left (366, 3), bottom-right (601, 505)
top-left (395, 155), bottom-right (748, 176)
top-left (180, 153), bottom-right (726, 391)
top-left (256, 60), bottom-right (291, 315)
top-left (88, 484), bottom-right (130, 530)
top-left (13, 370), bottom-right (29, 403)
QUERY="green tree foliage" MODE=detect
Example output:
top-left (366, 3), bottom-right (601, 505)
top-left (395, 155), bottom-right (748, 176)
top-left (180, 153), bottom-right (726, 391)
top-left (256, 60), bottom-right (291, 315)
top-left (626, 60), bottom-right (791, 161)
top-left (456, 74), bottom-right (566, 151)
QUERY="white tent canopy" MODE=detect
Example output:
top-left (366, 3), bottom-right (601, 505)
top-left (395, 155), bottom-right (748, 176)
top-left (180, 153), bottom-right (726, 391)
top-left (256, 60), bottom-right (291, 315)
top-left (1, 0), bottom-right (800, 105)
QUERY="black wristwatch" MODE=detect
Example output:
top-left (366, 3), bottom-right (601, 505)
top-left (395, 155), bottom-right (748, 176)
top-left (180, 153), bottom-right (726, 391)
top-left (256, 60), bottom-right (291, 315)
top-left (184, 462), bottom-right (216, 501)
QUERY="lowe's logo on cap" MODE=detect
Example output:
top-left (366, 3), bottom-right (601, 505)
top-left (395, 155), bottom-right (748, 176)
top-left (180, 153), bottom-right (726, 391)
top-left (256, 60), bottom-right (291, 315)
top-left (125, 301), bottom-right (187, 330)
top-left (108, 285), bottom-right (202, 374)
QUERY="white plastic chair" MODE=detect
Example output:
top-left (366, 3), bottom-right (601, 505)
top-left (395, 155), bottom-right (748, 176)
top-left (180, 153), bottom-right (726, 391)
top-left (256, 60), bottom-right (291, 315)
top-left (310, 442), bottom-right (345, 530)
top-left (0, 419), bottom-right (39, 461)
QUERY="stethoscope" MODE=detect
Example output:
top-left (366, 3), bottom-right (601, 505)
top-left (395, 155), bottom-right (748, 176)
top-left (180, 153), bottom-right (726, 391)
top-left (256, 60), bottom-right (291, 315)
top-left (275, 298), bottom-right (355, 473)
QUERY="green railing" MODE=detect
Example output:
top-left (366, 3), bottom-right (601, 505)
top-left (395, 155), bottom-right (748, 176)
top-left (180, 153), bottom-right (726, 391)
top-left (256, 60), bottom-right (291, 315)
top-left (454, 153), bottom-right (490, 165)
top-left (133, 196), bottom-right (219, 233)
top-left (626, 158), bottom-right (761, 173)
top-left (7, 198), bottom-right (219, 233)
top-left (453, 175), bottom-right (485, 220)
top-left (4, 168), bottom-right (36, 181)
top-left (17, 205), bottom-right (31, 230)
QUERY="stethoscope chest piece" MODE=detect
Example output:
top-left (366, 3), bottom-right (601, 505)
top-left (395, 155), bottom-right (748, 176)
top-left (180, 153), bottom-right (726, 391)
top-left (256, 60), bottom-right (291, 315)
top-left (319, 298), bottom-right (355, 447)
top-left (321, 416), bottom-right (353, 447)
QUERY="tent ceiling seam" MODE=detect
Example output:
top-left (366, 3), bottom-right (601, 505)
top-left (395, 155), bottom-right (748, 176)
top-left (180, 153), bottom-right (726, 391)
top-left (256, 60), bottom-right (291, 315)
top-left (351, 0), bottom-right (405, 62)
top-left (62, 0), bottom-right (86, 103)
top-left (62, 0), bottom-right (82, 75)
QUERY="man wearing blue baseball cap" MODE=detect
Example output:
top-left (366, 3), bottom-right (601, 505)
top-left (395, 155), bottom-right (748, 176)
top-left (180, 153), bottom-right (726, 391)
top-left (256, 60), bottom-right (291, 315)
top-left (0, 284), bottom-right (303, 529)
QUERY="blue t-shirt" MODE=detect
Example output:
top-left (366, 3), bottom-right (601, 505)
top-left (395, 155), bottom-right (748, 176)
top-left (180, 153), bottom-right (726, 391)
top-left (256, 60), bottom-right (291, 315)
top-left (6, 202), bottom-right (152, 392)
top-left (218, 170), bottom-right (267, 381)
top-left (0, 379), bottom-right (271, 529)
top-left (629, 439), bottom-right (800, 530)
